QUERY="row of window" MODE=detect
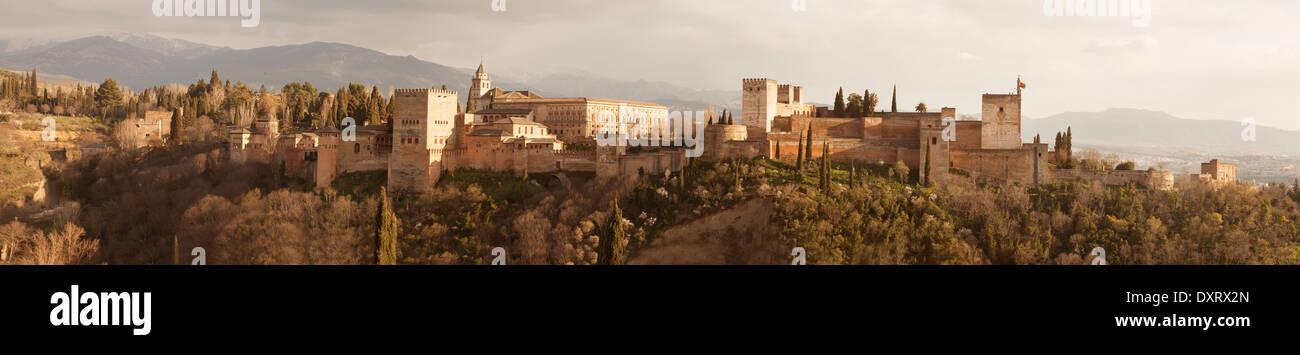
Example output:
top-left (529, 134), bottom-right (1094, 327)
top-left (400, 119), bottom-right (453, 126)
top-left (397, 136), bottom-right (451, 145)
top-left (516, 126), bottom-right (545, 135)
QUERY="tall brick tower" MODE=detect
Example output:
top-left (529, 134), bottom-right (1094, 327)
top-left (980, 79), bottom-right (1023, 150)
top-left (389, 88), bottom-right (459, 193)
top-left (742, 78), bottom-right (777, 138)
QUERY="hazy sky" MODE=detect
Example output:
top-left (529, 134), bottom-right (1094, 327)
top-left (2, 0), bottom-right (1298, 129)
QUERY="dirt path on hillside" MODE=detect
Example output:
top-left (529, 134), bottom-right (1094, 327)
top-left (629, 198), bottom-right (787, 265)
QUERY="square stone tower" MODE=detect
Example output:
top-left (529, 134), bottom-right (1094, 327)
top-left (980, 93), bottom-right (1021, 150)
top-left (742, 78), bottom-right (778, 138)
top-left (316, 128), bottom-right (340, 188)
top-left (389, 88), bottom-right (459, 193)
top-left (1201, 159), bottom-right (1237, 183)
top-left (919, 127), bottom-right (950, 185)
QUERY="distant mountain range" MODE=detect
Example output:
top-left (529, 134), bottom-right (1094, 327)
top-left (0, 33), bottom-right (739, 112)
top-left (1022, 108), bottom-right (1300, 156)
top-left (1022, 109), bottom-right (1300, 183)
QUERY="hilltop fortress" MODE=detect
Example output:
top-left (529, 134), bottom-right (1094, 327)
top-left (729, 77), bottom-right (1048, 186)
top-left (229, 66), bottom-right (1192, 193)
top-left (230, 63), bottom-right (689, 193)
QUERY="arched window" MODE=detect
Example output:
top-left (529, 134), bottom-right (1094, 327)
top-left (354, 143), bottom-right (361, 153)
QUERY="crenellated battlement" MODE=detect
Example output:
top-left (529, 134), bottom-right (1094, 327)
top-left (742, 78), bottom-right (776, 86)
top-left (393, 88), bottom-right (458, 97)
top-left (394, 88), bottom-right (429, 96)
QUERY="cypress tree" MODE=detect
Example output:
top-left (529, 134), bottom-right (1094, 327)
top-left (375, 187), bottom-right (400, 265)
top-left (369, 86), bottom-right (383, 124)
top-left (1064, 126), bottom-right (1074, 165)
top-left (365, 96), bottom-right (379, 126)
top-left (864, 89), bottom-right (874, 114)
top-left (820, 141), bottom-right (831, 191)
top-left (850, 162), bottom-right (857, 186)
top-left (170, 107), bottom-right (183, 146)
top-left (833, 87), bottom-right (845, 117)
top-left (804, 123), bottom-right (814, 162)
top-left (600, 199), bottom-right (626, 265)
top-left (795, 133), bottom-right (804, 171)
top-left (385, 99), bottom-right (395, 125)
top-left (734, 160), bottom-right (742, 189)
top-left (891, 85), bottom-right (898, 113)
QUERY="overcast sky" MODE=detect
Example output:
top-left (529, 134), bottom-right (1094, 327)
top-left (2, 0), bottom-right (1298, 129)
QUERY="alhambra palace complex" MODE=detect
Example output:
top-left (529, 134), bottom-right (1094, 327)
top-left (225, 64), bottom-right (1236, 193)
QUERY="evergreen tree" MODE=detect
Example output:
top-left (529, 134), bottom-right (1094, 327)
top-left (864, 89), bottom-right (876, 114)
top-left (385, 99), bottom-right (395, 125)
top-left (94, 78), bottom-right (123, 118)
top-left (209, 70), bottom-right (221, 87)
top-left (891, 85), bottom-right (898, 113)
top-left (804, 122), bottom-right (814, 163)
top-left (170, 107), bottom-right (184, 146)
top-left (1064, 126), bottom-right (1074, 166)
top-left (365, 95), bottom-right (380, 126)
top-left (333, 88), bottom-right (349, 126)
top-left (820, 141), bottom-right (831, 191)
top-left (795, 133), bottom-right (804, 171)
top-left (347, 83), bottom-right (369, 122)
top-left (730, 159), bottom-right (741, 189)
top-left (369, 86), bottom-right (383, 124)
top-left (599, 199), bottom-right (626, 265)
top-left (833, 87), bottom-right (845, 117)
top-left (374, 187), bottom-right (400, 265)
top-left (915, 102), bottom-right (928, 113)
top-left (850, 162), bottom-right (857, 186)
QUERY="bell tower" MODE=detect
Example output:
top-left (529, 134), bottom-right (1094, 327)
top-left (471, 59), bottom-right (491, 99)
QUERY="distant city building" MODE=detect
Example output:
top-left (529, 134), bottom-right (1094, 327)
top-left (1190, 159), bottom-right (1237, 184)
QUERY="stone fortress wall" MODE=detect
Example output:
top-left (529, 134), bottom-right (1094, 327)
top-left (225, 68), bottom-right (1221, 194)
top-left (707, 77), bottom-right (1186, 188)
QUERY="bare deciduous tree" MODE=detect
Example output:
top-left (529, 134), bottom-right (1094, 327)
top-left (14, 223), bottom-right (99, 265)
